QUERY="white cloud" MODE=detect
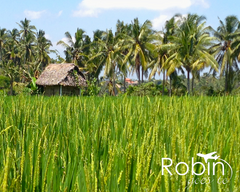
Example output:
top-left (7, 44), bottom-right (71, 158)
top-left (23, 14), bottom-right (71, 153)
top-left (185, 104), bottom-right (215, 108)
top-left (24, 10), bottom-right (46, 19)
top-left (57, 10), bottom-right (63, 17)
top-left (193, 0), bottom-right (209, 8)
top-left (152, 13), bottom-right (190, 30)
top-left (45, 34), bottom-right (51, 40)
top-left (79, 0), bottom-right (191, 11)
top-left (59, 37), bottom-right (76, 46)
top-left (73, 9), bottom-right (100, 17)
top-left (73, 0), bottom-right (209, 17)
top-left (61, 37), bottom-right (69, 44)
top-left (152, 15), bottom-right (170, 30)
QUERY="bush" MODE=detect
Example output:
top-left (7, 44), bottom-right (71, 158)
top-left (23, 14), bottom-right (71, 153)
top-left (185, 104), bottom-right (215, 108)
top-left (82, 78), bottom-right (101, 96)
top-left (0, 75), bottom-right (10, 89)
top-left (126, 82), bottom-right (168, 96)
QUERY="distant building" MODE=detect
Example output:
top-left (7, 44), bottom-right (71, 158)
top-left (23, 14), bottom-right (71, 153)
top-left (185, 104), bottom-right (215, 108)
top-left (36, 63), bottom-right (87, 96)
top-left (125, 78), bottom-right (138, 85)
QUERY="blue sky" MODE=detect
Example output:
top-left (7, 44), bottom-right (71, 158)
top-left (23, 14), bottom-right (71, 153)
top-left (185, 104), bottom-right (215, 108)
top-left (0, 0), bottom-right (239, 79)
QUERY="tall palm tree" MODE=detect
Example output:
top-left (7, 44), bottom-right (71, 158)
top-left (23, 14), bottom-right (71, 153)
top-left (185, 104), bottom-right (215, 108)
top-left (17, 18), bottom-right (36, 75)
top-left (0, 60), bottom-right (18, 95)
top-left (88, 30), bottom-right (125, 95)
top-left (36, 30), bottom-right (55, 70)
top-left (20, 32), bottom-right (36, 75)
top-left (122, 18), bottom-right (156, 84)
top-left (115, 20), bottom-right (131, 92)
top-left (17, 18), bottom-right (36, 39)
top-left (210, 16), bottom-right (240, 93)
top-left (149, 17), bottom-right (177, 96)
top-left (0, 28), bottom-right (7, 62)
top-left (5, 29), bottom-right (22, 82)
top-left (6, 29), bottom-right (20, 65)
top-left (57, 28), bottom-right (89, 67)
top-left (83, 30), bottom-right (104, 81)
top-left (163, 14), bottom-right (219, 94)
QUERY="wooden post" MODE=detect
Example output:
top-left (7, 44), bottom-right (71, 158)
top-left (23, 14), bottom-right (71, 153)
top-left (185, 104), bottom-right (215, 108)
top-left (60, 85), bottom-right (62, 96)
top-left (79, 88), bottom-right (81, 96)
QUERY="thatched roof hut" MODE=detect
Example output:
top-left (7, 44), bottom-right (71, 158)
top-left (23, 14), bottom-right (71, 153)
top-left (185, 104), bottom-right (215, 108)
top-left (36, 63), bottom-right (87, 96)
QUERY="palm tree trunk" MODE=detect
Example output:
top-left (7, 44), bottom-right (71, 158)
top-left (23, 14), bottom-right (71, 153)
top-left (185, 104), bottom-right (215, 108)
top-left (136, 55), bottom-right (141, 85)
top-left (142, 66), bottom-right (144, 83)
top-left (192, 75), bottom-right (194, 95)
top-left (124, 74), bottom-right (126, 93)
top-left (0, 45), bottom-right (2, 62)
top-left (225, 63), bottom-right (229, 94)
top-left (113, 66), bottom-right (116, 96)
top-left (162, 70), bottom-right (165, 96)
top-left (97, 77), bottom-right (99, 86)
top-left (169, 76), bottom-right (172, 97)
top-left (113, 78), bottom-right (116, 96)
top-left (25, 51), bottom-right (29, 75)
top-left (187, 70), bottom-right (190, 95)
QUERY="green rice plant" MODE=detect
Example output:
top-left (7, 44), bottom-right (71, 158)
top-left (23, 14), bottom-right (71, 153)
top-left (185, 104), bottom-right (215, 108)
top-left (0, 95), bottom-right (239, 191)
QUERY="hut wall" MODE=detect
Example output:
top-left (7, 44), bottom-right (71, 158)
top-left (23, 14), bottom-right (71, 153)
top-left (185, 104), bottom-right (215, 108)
top-left (62, 86), bottom-right (80, 96)
top-left (44, 86), bottom-right (60, 96)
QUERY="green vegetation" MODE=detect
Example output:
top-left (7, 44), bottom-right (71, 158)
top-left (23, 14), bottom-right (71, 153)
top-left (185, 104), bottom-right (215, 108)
top-left (0, 96), bottom-right (239, 191)
top-left (1, 14), bottom-right (240, 96)
top-left (126, 82), bottom-right (168, 96)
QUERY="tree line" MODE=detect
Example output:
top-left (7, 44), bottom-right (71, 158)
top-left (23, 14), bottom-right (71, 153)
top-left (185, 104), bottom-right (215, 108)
top-left (0, 18), bottom-right (56, 94)
top-left (1, 14), bottom-right (240, 95)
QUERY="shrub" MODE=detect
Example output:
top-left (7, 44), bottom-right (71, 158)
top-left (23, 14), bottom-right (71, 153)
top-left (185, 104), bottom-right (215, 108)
top-left (126, 82), bottom-right (168, 96)
top-left (0, 75), bottom-right (10, 89)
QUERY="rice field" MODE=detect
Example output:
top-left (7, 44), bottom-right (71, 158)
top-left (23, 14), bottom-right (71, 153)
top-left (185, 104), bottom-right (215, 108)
top-left (0, 95), bottom-right (239, 192)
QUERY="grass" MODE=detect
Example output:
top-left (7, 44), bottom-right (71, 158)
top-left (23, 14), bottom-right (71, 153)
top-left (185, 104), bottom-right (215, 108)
top-left (0, 95), bottom-right (239, 191)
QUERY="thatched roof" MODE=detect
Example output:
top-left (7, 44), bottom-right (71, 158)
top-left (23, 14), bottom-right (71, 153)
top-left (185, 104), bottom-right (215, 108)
top-left (36, 63), bottom-right (87, 87)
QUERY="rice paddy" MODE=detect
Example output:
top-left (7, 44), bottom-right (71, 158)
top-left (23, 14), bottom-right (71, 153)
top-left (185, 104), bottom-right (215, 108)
top-left (0, 96), bottom-right (239, 191)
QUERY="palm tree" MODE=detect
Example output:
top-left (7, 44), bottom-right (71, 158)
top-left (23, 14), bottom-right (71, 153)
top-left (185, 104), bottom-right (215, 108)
top-left (149, 17), bottom-right (177, 96)
top-left (83, 30), bottom-right (104, 81)
top-left (0, 60), bottom-right (18, 95)
top-left (0, 28), bottom-right (7, 62)
top-left (57, 28), bottom-right (89, 67)
top-left (6, 28), bottom-right (21, 66)
top-left (115, 20), bottom-right (131, 92)
top-left (122, 18), bottom-right (156, 84)
top-left (163, 14), bottom-right (219, 95)
top-left (17, 18), bottom-right (36, 75)
top-left (17, 18), bottom-right (36, 39)
top-left (88, 29), bottom-right (125, 95)
top-left (210, 16), bottom-right (240, 94)
top-left (36, 30), bottom-right (55, 70)
top-left (20, 32), bottom-right (36, 76)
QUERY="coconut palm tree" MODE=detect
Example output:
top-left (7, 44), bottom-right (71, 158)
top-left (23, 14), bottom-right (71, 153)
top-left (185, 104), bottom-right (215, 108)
top-left (121, 18), bottom-right (156, 84)
top-left (0, 28), bottom-right (7, 62)
top-left (0, 60), bottom-right (18, 95)
top-left (5, 29), bottom-right (20, 65)
top-left (57, 28), bottom-right (89, 67)
top-left (163, 14), bottom-right (219, 95)
top-left (16, 19), bottom-right (36, 75)
top-left (210, 16), bottom-right (240, 93)
top-left (149, 17), bottom-right (177, 96)
top-left (115, 20), bottom-right (132, 92)
top-left (17, 18), bottom-right (36, 39)
top-left (83, 30), bottom-right (104, 81)
top-left (87, 29), bottom-right (125, 95)
top-left (36, 30), bottom-right (55, 70)
top-left (20, 32), bottom-right (36, 76)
